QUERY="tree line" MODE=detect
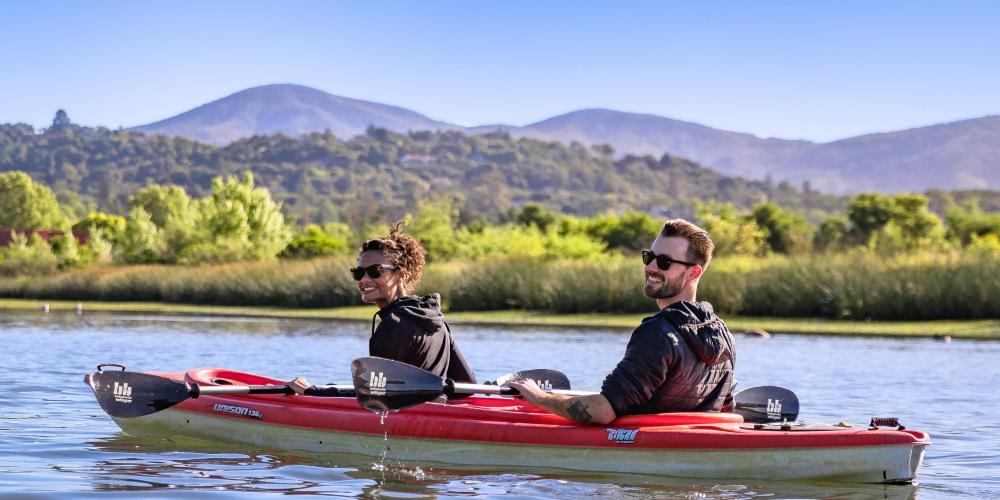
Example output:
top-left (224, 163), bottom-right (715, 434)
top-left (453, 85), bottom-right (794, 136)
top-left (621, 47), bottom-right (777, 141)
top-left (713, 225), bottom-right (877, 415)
top-left (2, 110), bottom-right (851, 226)
top-left (1, 166), bottom-right (999, 277)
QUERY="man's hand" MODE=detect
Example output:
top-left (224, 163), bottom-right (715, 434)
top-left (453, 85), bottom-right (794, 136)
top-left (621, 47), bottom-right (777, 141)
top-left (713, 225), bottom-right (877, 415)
top-left (507, 379), bottom-right (546, 403)
top-left (508, 379), bottom-right (617, 425)
top-left (286, 376), bottom-right (312, 395)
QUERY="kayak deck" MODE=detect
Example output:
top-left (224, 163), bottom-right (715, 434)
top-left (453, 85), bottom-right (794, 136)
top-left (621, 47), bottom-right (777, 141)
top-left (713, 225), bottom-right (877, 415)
top-left (104, 368), bottom-right (930, 483)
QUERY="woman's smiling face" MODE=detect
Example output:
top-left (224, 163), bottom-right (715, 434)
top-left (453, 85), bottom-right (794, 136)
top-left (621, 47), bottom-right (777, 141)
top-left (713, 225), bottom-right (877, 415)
top-left (355, 250), bottom-right (405, 308)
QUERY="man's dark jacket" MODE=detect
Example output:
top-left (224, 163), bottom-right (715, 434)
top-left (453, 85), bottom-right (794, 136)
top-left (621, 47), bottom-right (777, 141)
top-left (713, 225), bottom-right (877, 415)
top-left (370, 293), bottom-right (476, 383)
top-left (600, 300), bottom-right (735, 416)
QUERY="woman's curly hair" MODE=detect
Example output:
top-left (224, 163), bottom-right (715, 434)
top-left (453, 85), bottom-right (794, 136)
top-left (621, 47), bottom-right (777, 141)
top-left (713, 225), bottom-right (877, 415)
top-left (359, 221), bottom-right (426, 291)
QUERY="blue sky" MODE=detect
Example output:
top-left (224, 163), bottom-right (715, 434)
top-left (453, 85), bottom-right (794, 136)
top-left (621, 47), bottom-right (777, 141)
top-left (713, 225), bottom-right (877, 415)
top-left (2, 1), bottom-right (998, 142)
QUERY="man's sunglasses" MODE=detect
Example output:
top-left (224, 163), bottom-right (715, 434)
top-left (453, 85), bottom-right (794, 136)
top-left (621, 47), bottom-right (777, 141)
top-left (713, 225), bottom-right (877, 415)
top-left (350, 264), bottom-right (399, 281)
top-left (641, 249), bottom-right (697, 271)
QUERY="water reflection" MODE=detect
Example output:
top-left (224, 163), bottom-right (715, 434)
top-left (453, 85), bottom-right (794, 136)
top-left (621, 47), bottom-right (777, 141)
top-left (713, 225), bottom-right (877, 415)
top-left (84, 433), bottom-right (920, 499)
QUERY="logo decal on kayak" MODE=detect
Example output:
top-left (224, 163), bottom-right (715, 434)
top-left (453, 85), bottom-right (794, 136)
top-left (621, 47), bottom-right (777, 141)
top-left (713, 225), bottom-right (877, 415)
top-left (369, 371), bottom-right (387, 396)
top-left (606, 428), bottom-right (638, 444)
top-left (533, 379), bottom-right (553, 391)
top-left (113, 382), bottom-right (133, 404)
top-left (212, 403), bottom-right (263, 420)
top-left (767, 399), bottom-right (782, 421)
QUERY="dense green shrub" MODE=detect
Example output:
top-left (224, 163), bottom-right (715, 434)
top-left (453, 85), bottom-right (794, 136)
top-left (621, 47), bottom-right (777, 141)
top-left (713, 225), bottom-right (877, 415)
top-left (280, 225), bottom-right (349, 259)
top-left (0, 233), bottom-right (59, 276)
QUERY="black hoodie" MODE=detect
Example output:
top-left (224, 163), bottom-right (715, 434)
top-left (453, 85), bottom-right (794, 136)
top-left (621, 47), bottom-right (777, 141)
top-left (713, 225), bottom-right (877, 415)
top-left (600, 300), bottom-right (735, 416)
top-left (370, 293), bottom-right (477, 383)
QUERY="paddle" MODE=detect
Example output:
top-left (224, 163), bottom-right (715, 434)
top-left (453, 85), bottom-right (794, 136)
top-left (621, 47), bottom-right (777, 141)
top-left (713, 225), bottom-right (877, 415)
top-left (352, 357), bottom-right (800, 424)
top-left (85, 364), bottom-right (572, 419)
top-left (352, 357), bottom-right (591, 412)
top-left (733, 385), bottom-right (799, 423)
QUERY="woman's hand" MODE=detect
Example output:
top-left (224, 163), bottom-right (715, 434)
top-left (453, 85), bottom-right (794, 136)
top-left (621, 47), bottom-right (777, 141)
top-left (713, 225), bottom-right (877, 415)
top-left (286, 376), bottom-right (312, 395)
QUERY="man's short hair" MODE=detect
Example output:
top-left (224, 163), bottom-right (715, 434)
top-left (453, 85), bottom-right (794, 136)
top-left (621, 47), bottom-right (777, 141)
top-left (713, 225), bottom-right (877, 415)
top-left (660, 219), bottom-right (714, 268)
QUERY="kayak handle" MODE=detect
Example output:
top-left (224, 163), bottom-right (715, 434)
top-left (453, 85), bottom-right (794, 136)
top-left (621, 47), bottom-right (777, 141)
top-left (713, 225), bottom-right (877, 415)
top-left (869, 417), bottom-right (905, 430)
top-left (97, 363), bottom-right (126, 372)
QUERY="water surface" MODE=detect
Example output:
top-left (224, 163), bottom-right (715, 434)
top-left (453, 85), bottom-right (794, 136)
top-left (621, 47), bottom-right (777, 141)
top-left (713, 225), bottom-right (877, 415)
top-left (1, 311), bottom-right (997, 498)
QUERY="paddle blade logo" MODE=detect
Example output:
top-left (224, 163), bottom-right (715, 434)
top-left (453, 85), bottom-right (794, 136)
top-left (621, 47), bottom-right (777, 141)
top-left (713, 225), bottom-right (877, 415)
top-left (113, 382), bottom-right (133, 404)
top-left (767, 398), bottom-right (782, 421)
top-left (369, 371), bottom-right (387, 396)
top-left (606, 428), bottom-right (638, 444)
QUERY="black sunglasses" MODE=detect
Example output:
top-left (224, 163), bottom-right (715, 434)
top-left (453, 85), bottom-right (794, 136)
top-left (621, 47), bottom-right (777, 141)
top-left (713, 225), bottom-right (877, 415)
top-left (350, 264), bottom-right (399, 281)
top-left (641, 249), bottom-right (697, 271)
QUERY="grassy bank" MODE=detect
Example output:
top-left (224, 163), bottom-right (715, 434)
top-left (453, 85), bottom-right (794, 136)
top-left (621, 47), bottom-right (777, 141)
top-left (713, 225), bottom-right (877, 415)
top-left (2, 299), bottom-right (996, 340)
top-left (1, 251), bottom-right (997, 321)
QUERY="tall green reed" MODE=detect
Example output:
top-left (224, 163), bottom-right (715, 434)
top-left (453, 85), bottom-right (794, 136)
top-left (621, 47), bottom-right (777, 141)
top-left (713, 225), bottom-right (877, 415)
top-left (1, 251), bottom-right (996, 320)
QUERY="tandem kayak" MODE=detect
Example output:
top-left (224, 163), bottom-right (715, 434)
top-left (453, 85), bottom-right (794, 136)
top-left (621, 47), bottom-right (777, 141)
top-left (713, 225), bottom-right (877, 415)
top-left (85, 363), bottom-right (930, 484)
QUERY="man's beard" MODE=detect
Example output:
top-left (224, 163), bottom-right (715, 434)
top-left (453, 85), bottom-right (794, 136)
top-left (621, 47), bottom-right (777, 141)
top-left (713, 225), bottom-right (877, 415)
top-left (644, 274), bottom-right (684, 300)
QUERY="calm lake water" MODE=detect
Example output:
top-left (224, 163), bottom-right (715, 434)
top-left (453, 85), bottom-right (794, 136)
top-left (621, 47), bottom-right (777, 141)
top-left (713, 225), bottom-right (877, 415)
top-left (1, 310), bottom-right (998, 499)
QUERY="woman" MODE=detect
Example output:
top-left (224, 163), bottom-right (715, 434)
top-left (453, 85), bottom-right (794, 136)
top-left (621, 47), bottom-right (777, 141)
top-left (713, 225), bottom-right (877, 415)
top-left (289, 222), bottom-right (476, 394)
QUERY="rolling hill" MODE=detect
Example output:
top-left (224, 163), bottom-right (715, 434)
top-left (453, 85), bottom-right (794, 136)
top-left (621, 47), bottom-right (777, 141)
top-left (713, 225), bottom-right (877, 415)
top-left (130, 84), bottom-right (1000, 194)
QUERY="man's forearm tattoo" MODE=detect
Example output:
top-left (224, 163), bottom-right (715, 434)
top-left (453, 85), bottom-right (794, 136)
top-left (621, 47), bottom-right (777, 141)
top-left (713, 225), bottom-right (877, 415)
top-left (567, 401), bottom-right (593, 423)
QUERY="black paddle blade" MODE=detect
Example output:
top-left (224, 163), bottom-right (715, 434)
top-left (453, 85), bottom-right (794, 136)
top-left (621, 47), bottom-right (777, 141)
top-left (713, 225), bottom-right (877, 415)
top-left (351, 357), bottom-right (447, 412)
top-left (734, 385), bottom-right (799, 423)
top-left (494, 369), bottom-right (572, 390)
top-left (86, 370), bottom-right (191, 418)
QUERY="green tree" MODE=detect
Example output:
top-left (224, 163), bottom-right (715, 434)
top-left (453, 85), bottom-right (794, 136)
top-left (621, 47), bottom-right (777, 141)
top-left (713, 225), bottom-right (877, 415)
top-left (510, 203), bottom-right (559, 232)
top-left (945, 202), bottom-right (1000, 245)
top-left (51, 109), bottom-right (72, 130)
top-left (847, 193), bottom-right (895, 244)
top-left (749, 202), bottom-right (814, 254)
top-left (117, 207), bottom-right (165, 263)
top-left (128, 184), bottom-right (195, 228)
top-left (601, 210), bottom-right (661, 252)
top-left (814, 215), bottom-right (849, 251)
top-left (407, 198), bottom-right (460, 262)
top-left (0, 171), bottom-right (64, 229)
top-left (695, 202), bottom-right (766, 256)
top-left (196, 172), bottom-right (292, 261)
top-left (72, 212), bottom-right (126, 237)
top-left (885, 194), bottom-right (944, 251)
top-left (0, 233), bottom-right (58, 275)
top-left (280, 224), bottom-right (349, 259)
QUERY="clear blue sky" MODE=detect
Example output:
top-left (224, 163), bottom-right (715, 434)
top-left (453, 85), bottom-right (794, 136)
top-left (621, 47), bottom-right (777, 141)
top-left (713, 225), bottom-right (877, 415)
top-left (3, 1), bottom-right (998, 142)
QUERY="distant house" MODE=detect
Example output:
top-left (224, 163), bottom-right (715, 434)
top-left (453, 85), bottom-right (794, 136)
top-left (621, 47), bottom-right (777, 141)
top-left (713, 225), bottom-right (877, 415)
top-left (0, 229), bottom-right (90, 247)
top-left (399, 153), bottom-right (438, 167)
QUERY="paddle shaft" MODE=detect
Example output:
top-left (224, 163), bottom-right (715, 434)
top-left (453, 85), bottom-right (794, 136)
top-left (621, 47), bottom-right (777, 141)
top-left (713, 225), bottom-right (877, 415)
top-left (192, 382), bottom-right (589, 399)
top-left (191, 383), bottom-right (354, 398)
top-left (451, 382), bottom-right (593, 397)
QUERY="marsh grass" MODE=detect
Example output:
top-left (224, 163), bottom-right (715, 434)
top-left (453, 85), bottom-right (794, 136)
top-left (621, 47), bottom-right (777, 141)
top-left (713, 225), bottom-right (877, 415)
top-left (1, 251), bottom-right (996, 320)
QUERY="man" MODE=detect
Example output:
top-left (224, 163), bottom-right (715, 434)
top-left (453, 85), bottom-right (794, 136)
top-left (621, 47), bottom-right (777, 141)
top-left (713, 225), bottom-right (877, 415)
top-left (509, 219), bottom-right (735, 425)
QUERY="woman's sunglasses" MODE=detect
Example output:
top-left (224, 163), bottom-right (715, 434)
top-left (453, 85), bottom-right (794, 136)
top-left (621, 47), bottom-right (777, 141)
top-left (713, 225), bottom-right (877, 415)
top-left (350, 264), bottom-right (399, 281)
top-left (641, 249), bottom-right (697, 271)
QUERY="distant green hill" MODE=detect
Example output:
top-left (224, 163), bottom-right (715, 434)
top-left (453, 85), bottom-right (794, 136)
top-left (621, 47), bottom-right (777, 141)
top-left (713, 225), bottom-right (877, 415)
top-left (124, 84), bottom-right (1000, 195)
top-left (0, 120), bottom-right (908, 226)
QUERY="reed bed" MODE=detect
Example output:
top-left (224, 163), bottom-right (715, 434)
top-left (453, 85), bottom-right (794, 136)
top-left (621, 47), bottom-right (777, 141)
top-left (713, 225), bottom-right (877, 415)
top-left (0, 252), bottom-right (996, 320)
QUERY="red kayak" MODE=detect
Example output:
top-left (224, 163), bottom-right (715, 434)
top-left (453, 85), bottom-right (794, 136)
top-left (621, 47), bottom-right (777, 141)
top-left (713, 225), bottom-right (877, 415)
top-left (86, 363), bottom-right (930, 483)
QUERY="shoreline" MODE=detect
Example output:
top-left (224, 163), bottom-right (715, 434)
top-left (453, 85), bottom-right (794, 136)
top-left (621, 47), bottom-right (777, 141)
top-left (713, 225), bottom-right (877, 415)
top-left (1, 299), bottom-right (996, 340)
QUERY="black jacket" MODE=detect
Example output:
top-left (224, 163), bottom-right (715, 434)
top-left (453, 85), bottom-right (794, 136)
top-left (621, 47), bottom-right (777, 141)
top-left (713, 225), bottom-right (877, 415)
top-left (370, 293), bottom-right (477, 383)
top-left (600, 300), bottom-right (735, 416)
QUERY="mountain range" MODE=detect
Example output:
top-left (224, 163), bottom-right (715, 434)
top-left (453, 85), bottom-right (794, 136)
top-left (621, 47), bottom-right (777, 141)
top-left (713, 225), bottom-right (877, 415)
top-left (134, 84), bottom-right (1000, 194)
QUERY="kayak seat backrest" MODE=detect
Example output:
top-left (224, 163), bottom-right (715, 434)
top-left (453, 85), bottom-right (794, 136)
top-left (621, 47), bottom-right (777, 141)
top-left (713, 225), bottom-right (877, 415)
top-left (186, 368), bottom-right (282, 387)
